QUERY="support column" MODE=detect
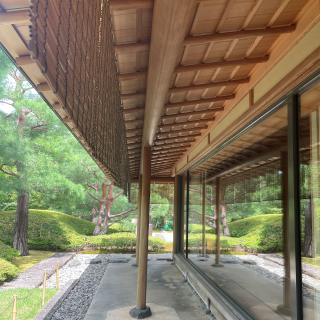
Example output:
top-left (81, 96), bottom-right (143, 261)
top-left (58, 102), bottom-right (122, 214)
top-left (135, 174), bottom-right (143, 265)
top-left (213, 178), bottom-right (223, 267)
top-left (173, 175), bottom-right (179, 255)
top-left (201, 180), bottom-right (206, 258)
top-left (181, 176), bottom-right (186, 254)
top-left (277, 151), bottom-right (291, 315)
top-left (287, 95), bottom-right (303, 320)
top-left (130, 147), bottom-right (152, 319)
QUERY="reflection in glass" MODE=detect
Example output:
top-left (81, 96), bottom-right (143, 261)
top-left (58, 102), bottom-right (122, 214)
top-left (186, 105), bottom-right (295, 319)
top-left (300, 80), bottom-right (320, 319)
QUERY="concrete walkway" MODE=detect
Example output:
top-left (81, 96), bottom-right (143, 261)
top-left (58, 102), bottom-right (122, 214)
top-left (84, 254), bottom-right (213, 320)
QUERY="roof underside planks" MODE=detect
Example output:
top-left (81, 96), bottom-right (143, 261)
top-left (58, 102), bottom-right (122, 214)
top-left (0, 0), bottom-right (312, 181)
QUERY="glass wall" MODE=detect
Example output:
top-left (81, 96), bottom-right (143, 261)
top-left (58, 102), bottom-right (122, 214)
top-left (182, 104), bottom-right (295, 319)
top-left (300, 80), bottom-right (320, 319)
top-left (177, 73), bottom-right (320, 319)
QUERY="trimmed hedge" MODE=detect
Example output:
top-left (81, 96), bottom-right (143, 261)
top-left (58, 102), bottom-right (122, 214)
top-left (0, 240), bottom-right (20, 262)
top-left (187, 214), bottom-right (283, 252)
top-left (0, 258), bottom-right (19, 284)
top-left (0, 210), bottom-right (166, 252)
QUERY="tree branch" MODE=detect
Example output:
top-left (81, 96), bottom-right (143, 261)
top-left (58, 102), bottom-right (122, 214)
top-left (189, 188), bottom-right (214, 202)
top-left (189, 208), bottom-right (215, 220)
top-left (87, 182), bottom-right (98, 191)
top-left (110, 207), bottom-right (138, 218)
top-left (29, 123), bottom-right (50, 130)
top-left (111, 189), bottom-right (124, 200)
top-left (87, 192), bottom-right (104, 203)
top-left (0, 164), bottom-right (18, 178)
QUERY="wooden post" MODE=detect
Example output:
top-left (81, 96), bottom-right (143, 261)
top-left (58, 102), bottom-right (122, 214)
top-left (12, 295), bottom-right (17, 320)
top-left (136, 147), bottom-right (151, 310)
top-left (277, 151), bottom-right (291, 315)
top-left (215, 178), bottom-right (222, 266)
top-left (202, 181), bottom-right (206, 257)
top-left (56, 262), bottom-right (59, 290)
top-left (42, 269), bottom-right (47, 305)
top-left (181, 176), bottom-right (186, 254)
top-left (136, 174), bottom-right (143, 264)
top-left (173, 175), bottom-right (179, 255)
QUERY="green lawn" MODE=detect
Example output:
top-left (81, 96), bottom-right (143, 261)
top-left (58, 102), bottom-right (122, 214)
top-left (0, 288), bottom-right (57, 320)
top-left (12, 250), bottom-right (56, 272)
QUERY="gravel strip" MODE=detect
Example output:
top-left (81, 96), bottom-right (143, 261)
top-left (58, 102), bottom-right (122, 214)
top-left (50, 254), bottom-right (109, 320)
top-left (0, 253), bottom-right (75, 290)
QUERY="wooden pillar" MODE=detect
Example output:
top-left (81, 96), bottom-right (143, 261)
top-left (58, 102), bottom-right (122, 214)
top-left (277, 151), bottom-right (291, 315)
top-left (201, 181), bottom-right (206, 256)
top-left (215, 178), bottom-right (221, 265)
top-left (136, 174), bottom-right (143, 264)
top-left (181, 176), bottom-right (186, 254)
top-left (173, 175), bottom-right (179, 255)
top-left (136, 147), bottom-right (151, 310)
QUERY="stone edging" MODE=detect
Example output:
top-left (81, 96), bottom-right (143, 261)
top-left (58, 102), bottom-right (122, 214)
top-left (33, 279), bottom-right (79, 320)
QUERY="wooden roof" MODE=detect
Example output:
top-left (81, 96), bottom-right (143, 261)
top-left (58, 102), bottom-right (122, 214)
top-left (0, 0), bottom-right (312, 181)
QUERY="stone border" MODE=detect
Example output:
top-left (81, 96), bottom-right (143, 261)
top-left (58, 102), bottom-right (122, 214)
top-left (33, 279), bottom-right (79, 320)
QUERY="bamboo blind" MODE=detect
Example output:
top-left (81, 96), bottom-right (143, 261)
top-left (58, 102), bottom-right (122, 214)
top-left (28, 0), bottom-right (130, 194)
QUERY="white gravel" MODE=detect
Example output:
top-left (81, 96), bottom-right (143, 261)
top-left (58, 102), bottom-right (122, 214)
top-left (40, 254), bottom-right (101, 289)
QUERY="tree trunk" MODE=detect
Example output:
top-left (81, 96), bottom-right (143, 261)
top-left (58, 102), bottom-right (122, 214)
top-left (13, 192), bottom-right (29, 256)
top-left (221, 204), bottom-right (230, 237)
top-left (303, 198), bottom-right (313, 257)
top-left (100, 185), bottom-right (114, 235)
top-left (220, 186), bottom-right (230, 237)
top-left (92, 180), bottom-right (109, 235)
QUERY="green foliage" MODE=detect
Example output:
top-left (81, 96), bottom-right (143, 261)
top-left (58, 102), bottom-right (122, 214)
top-left (0, 258), bottom-right (19, 283)
top-left (188, 224), bottom-right (215, 234)
top-left (0, 209), bottom-right (166, 252)
top-left (0, 240), bottom-right (20, 262)
top-left (108, 222), bottom-right (135, 234)
top-left (188, 214), bottom-right (284, 252)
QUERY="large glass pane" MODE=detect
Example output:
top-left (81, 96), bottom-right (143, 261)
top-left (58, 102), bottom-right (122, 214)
top-left (188, 105), bottom-right (291, 319)
top-left (300, 80), bottom-right (320, 319)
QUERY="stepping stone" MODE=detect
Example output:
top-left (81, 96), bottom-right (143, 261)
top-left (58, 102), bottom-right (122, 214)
top-left (220, 258), bottom-right (238, 264)
top-left (243, 259), bottom-right (257, 265)
top-left (108, 258), bottom-right (131, 263)
top-left (196, 254), bottom-right (210, 258)
top-left (69, 260), bottom-right (81, 267)
top-left (195, 256), bottom-right (207, 261)
top-left (85, 258), bottom-right (102, 264)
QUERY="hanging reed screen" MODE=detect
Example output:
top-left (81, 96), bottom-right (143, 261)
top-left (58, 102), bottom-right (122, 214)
top-left (28, 0), bottom-right (130, 194)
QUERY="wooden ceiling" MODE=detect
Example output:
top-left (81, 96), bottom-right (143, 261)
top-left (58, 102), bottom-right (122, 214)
top-left (113, 0), bottom-right (309, 179)
top-left (0, 0), bottom-right (311, 181)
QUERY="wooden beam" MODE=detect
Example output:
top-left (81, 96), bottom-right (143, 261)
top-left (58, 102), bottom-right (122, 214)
top-left (16, 55), bottom-right (34, 67)
top-left (121, 92), bottom-right (145, 100)
top-left (182, 25), bottom-right (295, 46)
top-left (159, 118), bottom-right (214, 129)
top-left (153, 146), bottom-right (188, 152)
top-left (109, 0), bottom-right (153, 12)
top-left (128, 142), bottom-right (142, 147)
top-left (125, 118), bottom-right (144, 125)
top-left (157, 126), bottom-right (207, 134)
top-left (174, 56), bottom-right (269, 74)
top-left (173, 175), bottom-right (179, 254)
top-left (168, 78), bottom-right (249, 94)
top-left (115, 42), bottom-right (150, 54)
top-left (162, 108), bottom-right (223, 120)
top-left (52, 103), bottom-right (62, 111)
top-left (118, 71), bottom-right (148, 82)
top-left (123, 107), bottom-right (145, 115)
top-left (164, 95), bottom-right (234, 109)
top-left (131, 177), bottom-right (174, 184)
top-left (126, 128), bottom-right (144, 134)
top-left (37, 83), bottom-right (51, 92)
top-left (139, 0), bottom-right (196, 175)
top-left (155, 131), bottom-right (201, 139)
top-left (0, 10), bottom-right (29, 25)
top-left (136, 174), bottom-right (142, 264)
top-left (154, 137), bottom-right (196, 145)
